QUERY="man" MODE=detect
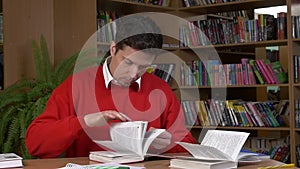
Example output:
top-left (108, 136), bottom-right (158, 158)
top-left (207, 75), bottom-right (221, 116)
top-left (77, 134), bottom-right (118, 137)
top-left (26, 14), bottom-right (196, 158)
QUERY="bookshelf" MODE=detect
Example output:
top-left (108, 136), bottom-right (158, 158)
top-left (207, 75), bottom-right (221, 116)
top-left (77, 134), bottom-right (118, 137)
top-left (291, 0), bottom-right (300, 165)
top-left (176, 0), bottom-right (299, 164)
top-left (2, 0), bottom-right (300, 165)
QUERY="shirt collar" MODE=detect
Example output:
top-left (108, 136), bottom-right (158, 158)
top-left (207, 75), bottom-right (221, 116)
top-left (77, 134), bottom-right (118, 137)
top-left (103, 56), bottom-right (141, 89)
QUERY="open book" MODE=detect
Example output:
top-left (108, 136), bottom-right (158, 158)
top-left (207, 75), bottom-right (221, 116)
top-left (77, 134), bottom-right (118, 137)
top-left (91, 121), bottom-right (166, 163)
top-left (171, 130), bottom-right (250, 169)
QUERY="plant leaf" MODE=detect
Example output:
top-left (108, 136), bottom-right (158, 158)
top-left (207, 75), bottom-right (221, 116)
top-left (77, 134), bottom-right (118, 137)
top-left (40, 35), bottom-right (52, 82)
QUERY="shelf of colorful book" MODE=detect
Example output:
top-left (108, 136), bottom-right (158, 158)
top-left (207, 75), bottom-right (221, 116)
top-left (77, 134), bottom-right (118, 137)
top-left (179, 83), bottom-right (289, 89)
top-left (187, 126), bottom-right (291, 131)
top-left (179, 40), bottom-right (288, 50)
top-left (178, 0), bottom-right (286, 14)
top-left (98, 0), bottom-right (176, 13)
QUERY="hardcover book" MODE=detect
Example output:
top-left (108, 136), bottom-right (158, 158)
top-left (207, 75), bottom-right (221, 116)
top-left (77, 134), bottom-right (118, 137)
top-left (0, 153), bottom-right (23, 168)
top-left (271, 61), bottom-right (288, 83)
top-left (90, 121), bottom-right (167, 164)
top-left (170, 158), bottom-right (237, 169)
top-left (172, 130), bottom-right (251, 169)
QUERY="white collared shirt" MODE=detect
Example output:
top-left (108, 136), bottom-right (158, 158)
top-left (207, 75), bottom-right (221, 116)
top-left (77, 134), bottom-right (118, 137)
top-left (103, 56), bottom-right (141, 89)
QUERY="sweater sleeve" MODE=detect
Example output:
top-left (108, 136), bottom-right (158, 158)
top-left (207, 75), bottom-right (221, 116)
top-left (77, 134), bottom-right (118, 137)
top-left (25, 77), bottom-right (88, 158)
top-left (163, 87), bottom-right (197, 153)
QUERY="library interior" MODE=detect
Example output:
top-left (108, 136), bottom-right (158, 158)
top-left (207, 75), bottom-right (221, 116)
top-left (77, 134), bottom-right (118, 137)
top-left (1, 0), bottom-right (300, 168)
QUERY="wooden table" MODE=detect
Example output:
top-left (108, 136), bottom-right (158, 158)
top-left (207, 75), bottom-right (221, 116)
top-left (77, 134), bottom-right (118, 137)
top-left (14, 157), bottom-right (299, 169)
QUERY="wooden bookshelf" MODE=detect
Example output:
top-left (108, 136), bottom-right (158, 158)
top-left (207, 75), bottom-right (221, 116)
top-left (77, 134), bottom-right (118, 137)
top-left (291, 0), bottom-right (300, 164)
top-left (178, 0), bottom-right (294, 163)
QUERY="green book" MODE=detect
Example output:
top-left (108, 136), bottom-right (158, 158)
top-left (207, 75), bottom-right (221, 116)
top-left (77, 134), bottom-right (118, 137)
top-left (249, 59), bottom-right (265, 84)
top-left (271, 61), bottom-right (288, 83)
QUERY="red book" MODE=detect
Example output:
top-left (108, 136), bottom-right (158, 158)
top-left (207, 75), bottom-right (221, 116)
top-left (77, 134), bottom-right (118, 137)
top-left (266, 63), bottom-right (279, 84)
top-left (259, 59), bottom-right (276, 84)
top-left (255, 59), bottom-right (272, 84)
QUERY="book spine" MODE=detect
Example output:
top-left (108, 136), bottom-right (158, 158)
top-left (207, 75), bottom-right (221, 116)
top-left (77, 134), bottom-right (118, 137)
top-left (199, 100), bottom-right (210, 126)
top-left (246, 102), bottom-right (265, 127)
top-left (295, 55), bottom-right (299, 83)
top-left (266, 63), bottom-right (279, 84)
top-left (240, 104), bottom-right (254, 127)
top-left (257, 59), bottom-right (274, 84)
top-left (225, 101), bottom-right (239, 126)
top-left (243, 103), bottom-right (259, 127)
top-left (195, 100), bottom-right (205, 126)
top-left (241, 58), bottom-right (249, 85)
top-left (255, 60), bottom-right (270, 84)
top-left (249, 60), bottom-right (265, 84)
top-left (253, 103), bottom-right (272, 127)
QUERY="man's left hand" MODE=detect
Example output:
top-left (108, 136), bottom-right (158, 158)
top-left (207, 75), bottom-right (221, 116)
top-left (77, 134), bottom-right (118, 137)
top-left (150, 127), bottom-right (172, 149)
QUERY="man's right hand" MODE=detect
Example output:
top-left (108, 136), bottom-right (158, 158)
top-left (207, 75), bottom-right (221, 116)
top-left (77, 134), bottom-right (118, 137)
top-left (83, 110), bottom-right (131, 127)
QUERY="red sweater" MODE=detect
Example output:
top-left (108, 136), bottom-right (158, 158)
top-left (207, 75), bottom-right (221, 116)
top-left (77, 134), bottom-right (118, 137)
top-left (25, 66), bottom-right (196, 158)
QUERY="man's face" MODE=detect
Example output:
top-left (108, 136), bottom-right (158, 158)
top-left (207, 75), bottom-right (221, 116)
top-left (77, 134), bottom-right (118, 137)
top-left (109, 43), bottom-right (156, 87)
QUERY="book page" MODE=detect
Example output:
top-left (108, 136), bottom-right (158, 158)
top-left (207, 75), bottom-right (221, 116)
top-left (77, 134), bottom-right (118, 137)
top-left (177, 142), bottom-right (230, 160)
top-left (90, 151), bottom-right (134, 158)
top-left (110, 121), bottom-right (148, 156)
top-left (142, 128), bottom-right (166, 154)
top-left (200, 130), bottom-right (249, 161)
top-left (93, 140), bottom-right (133, 153)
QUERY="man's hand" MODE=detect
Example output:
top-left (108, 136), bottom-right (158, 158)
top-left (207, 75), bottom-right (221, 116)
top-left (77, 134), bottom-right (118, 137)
top-left (84, 110), bottom-right (131, 127)
top-left (150, 127), bottom-right (172, 149)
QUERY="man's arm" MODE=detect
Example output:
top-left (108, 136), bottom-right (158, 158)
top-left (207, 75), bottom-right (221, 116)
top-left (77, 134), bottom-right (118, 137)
top-left (25, 77), bottom-right (85, 158)
top-left (150, 86), bottom-right (197, 153)
top-left (25, 75), bottom-right (131, 158)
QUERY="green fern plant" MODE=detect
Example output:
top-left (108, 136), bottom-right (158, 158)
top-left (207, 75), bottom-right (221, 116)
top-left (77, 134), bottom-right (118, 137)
top-left (0, 35), bottom-right (79, 159)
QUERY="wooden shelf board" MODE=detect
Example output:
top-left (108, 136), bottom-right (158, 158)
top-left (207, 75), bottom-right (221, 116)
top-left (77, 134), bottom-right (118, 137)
top-left (293, 83), bottom-right (300, 87)
top-left (179, 83), bottom-right (289, 89)
top-left (188, 126), bottom-right (291, 131)
top-left (293, 38), bottom-right (300, 43)
top-left (178, 0), bottom-right (286, 15)
top-left (179, 40), bottom-right (288, 50)
top-left (98, 0), bottom-right (176, 14)
top-left (218, 51), bottom-right (255, 56)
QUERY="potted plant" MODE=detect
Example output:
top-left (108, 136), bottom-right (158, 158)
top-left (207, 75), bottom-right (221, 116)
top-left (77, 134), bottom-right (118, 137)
top-left (0, 35), bottom-right (79, 159)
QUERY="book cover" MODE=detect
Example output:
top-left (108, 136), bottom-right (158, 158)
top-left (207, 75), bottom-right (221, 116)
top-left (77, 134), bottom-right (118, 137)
top-left (170, 158), bottom-right (236, 169)
top-left (249, 59), bottom-right (265, 84)
top-left (256, 59), bottom-right (274, 84)
top-left (271, 61), bottom-right (288, 83)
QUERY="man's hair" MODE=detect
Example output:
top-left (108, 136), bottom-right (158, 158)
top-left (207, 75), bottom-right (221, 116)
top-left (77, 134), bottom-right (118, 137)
top-left (114, 15), bottom-right (163, 54)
